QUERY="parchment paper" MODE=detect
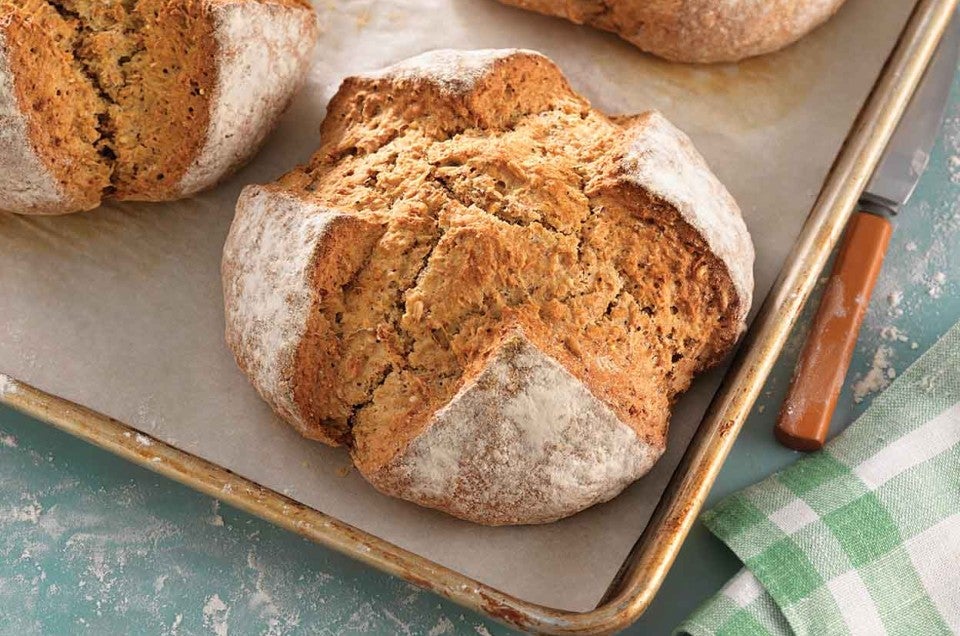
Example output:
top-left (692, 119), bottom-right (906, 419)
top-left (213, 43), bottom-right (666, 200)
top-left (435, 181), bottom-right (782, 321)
top-left (0, 0), bottom-right (915, 613)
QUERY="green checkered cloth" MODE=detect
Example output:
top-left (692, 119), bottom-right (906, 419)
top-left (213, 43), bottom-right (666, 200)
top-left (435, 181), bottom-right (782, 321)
top-left (678, 322), bottom-right (960, 636)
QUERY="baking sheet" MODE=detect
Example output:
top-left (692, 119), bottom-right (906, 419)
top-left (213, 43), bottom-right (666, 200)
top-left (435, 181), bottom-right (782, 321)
top-left (0, 0), bottom-right (915, 613)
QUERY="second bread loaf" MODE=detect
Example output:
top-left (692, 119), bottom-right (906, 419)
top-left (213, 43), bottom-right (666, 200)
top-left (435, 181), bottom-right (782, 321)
top-left (0, 0), bottom-right (319, 215)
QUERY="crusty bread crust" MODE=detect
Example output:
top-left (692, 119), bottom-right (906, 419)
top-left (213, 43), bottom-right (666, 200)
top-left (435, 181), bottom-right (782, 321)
top-left (222, 185), bottom-right (383, 446)
top-left (617, 111), bottom-right (753, 329)
top-left (179, 0), bottom-right (320, 196)
top-left (0, 1), bottom-right (111, 215)
top-left (365, 328), bottom-right (663, 525)
top-left (0, 29), bottom-right (68, 215)
top-left (0, 0), bottom-right (318, 215)
top-left (496, 0), bottom-right (848, 63)
top-left (223, 49), bottom-right (755, 525)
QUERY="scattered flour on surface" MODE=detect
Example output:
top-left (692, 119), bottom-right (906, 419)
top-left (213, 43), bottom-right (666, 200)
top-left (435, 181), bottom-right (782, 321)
top-left (1, 432), bottom-right (17, 448)
top-left (399, 585), bottom-right (423, 607)
top-left (948, 155), bottom-right (960, 183)
top-left (859, 156), bottom-right (959, 412)
top-left (244, 549), bottom-right (301, 635)
top-left (852, 346), bottom-right (895, 403)
top-left (208, 500), bottom-right (225, 527)
top-left (474, 626), bottom-right (494, 636)
top-left (879, 326), bottom-right (909, 342)
top-left (134, 434), bottom-right (153, 447)
top-left (428, 616), bottom-right (456, 635)
top-left (202, 594), bottom-right (230, 636)
top-left (886, 290), bottom-right (903, 317)
top-left (927, 271), bottom-right (947, 298)
top-left (1, 463), bottom-right (446, 634)
top-left (0, 374), bottom-right (16, 398)
top-left (344, 602), bottom-right (378, 632)
top-left (1, 497), bottom-right (42, 524)
top-left (382, 609), bottom-right (413, 636)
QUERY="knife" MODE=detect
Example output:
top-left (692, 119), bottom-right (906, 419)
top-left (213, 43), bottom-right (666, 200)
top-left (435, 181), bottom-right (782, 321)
top-left (775, 17), bottom-right (960, 451)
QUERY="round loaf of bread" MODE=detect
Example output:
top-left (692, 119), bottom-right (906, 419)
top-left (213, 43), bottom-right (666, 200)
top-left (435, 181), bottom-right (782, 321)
top-left (0, 0), bottom-right (318, 215)
top-left (496, 0), bottom-right (848, 63)
top-left (222, 49), bottom-right (755, 525)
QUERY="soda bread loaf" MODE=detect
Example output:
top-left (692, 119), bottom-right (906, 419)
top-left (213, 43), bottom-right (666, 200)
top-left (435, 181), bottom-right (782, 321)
top-left (496, 0), bottom-right (848, 63)
top-left (222, 49), bottom-right (755, 525)
top-left (0, 0), bottom-right (318, 215)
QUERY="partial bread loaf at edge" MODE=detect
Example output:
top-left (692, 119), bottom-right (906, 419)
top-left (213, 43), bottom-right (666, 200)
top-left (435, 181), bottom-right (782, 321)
top-left (0, 0), bottom-right (319, 215)
top-left (495, 0), bottom-right (848, 63)
top-left (222, 49), bottom-right (755, 525)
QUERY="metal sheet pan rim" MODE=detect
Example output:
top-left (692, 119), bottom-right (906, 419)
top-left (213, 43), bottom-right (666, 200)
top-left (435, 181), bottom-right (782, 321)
top-left (1, 1), bottom-right (956, 632)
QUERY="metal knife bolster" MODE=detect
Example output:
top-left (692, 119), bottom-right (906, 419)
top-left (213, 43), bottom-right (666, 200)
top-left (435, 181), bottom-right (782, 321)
top-left (859, 192), bottom-right (902, 216)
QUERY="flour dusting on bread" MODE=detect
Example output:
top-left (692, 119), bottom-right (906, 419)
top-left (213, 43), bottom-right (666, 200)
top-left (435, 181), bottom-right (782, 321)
top-left (0, 34), bottom-right (63, 214)
top-left (370, 331), bottom-right (661, 525)
top-left (181, 1), bottom-right (318, 195)
top-left (359, 48), bottom-right (545, 93)
top-left (223, 187), bottom-right (340, 430)
top-left (621, 111), bottom-right (754, 324)
top-left (223, 49), bottom-right (755, 525)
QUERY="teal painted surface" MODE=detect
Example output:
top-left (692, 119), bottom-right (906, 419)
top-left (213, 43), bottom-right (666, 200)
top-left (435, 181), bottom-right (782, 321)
top-left (2, 67), bottom-right (959, 636)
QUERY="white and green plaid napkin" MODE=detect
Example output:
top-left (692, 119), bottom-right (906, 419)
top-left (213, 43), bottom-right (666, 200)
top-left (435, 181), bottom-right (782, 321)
top-left (678, 321), bottom-right (960, 636)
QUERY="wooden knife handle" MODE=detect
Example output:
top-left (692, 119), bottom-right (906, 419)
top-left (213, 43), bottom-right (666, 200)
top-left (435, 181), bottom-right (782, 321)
top-left (775, 211), bottom-right (893, 451)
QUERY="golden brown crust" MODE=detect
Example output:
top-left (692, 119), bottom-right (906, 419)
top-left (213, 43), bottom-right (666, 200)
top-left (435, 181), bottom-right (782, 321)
top-left (497, 0), bottom-right (848, 63)
top-left (292, 203), bottom-right (385, 446)
top-left (221, 185), bottom-right (383, 447)
top-left (1, 1), bottom-right (111, 213)
top-left (224, 50), bottom-right (754, 524)
top-left (108, 0), bottom-right (218, 200)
